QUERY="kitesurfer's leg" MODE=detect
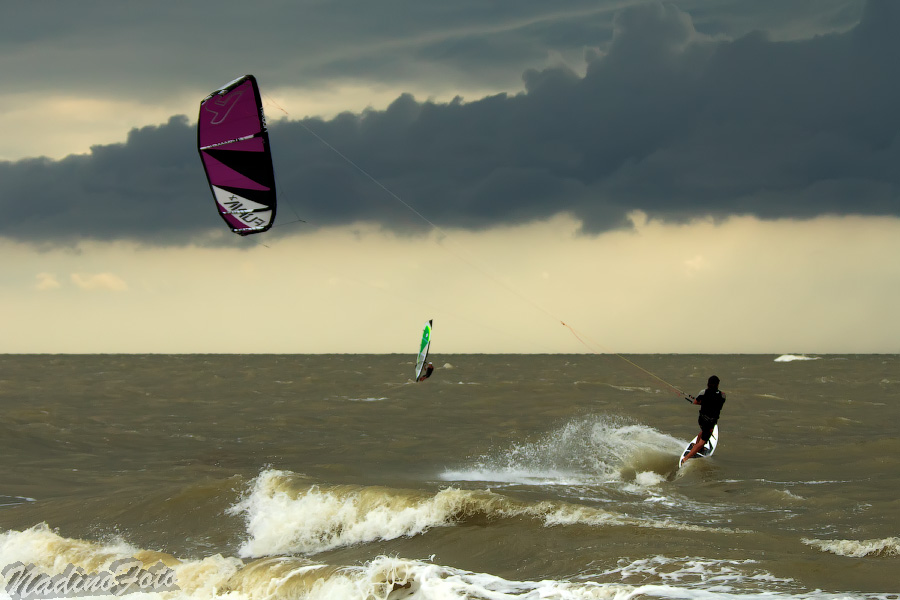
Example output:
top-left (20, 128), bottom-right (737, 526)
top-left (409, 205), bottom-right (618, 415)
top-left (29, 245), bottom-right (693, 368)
top-left (681, 429), bottom-right (709, 464)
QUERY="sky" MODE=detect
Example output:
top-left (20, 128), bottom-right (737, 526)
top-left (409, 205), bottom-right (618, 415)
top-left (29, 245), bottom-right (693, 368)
top-left (2, 0), bottom-right (899, 354)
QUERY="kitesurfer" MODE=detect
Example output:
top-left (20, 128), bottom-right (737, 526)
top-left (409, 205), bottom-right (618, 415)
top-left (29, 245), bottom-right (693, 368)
top-left (681, 375), bottom-right (726, 464)
top-left (418, 362), bottom-right (434, 382)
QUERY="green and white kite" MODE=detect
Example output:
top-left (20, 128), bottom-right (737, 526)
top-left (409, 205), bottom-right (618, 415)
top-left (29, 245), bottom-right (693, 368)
top-left (415, 319), bottom-right (433, 382)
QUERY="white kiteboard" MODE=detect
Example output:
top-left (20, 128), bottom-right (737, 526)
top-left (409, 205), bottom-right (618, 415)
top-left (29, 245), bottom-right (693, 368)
top-left (679, 424), bottom-right (718, 468)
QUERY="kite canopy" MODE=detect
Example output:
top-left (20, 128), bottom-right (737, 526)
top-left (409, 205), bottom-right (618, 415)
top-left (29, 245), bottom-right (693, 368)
top-left (198, 75), bottom-right (276, 235)
top-left (415, 319), bottom-right (433, 381)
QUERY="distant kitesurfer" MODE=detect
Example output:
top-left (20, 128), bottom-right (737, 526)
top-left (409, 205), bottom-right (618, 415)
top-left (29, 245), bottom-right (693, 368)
top-left (418, 362), bottom-right (434, 382)
top-left (681, 375), bottom-right (726, 465)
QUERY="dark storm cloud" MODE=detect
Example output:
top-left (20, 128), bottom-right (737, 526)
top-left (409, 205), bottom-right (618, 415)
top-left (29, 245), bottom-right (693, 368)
top-left (2, 0), bottom-right (897, 245)
top-left (1, 1), bottom-right (863, 100)
top-left (0, 0), bottom-right (619, 100)
top-left (2, 116), bottom-right (208, 246)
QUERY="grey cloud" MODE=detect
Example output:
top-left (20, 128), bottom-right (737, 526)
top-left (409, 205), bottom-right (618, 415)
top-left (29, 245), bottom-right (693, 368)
top-left (3, 116), bottom-right (208, 246)
top-left (684, 0), bottom-right (864, 40)
top-left (1, 0), bottom-right (615, 101)
top-left (1, 1), bottom-right (864, 101)
top-left (2, 0), bottom-right (897, 246)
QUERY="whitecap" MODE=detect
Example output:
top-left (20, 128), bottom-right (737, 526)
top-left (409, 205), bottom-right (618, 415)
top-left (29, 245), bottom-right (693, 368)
top-left (774, 354), bottom-right (821, 362)
top-left (803, 537), bottom-right (900, 558)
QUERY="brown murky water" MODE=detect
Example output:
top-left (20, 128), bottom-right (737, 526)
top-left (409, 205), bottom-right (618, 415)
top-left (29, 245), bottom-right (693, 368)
top-left (1, 354), bottom-right (897, 599)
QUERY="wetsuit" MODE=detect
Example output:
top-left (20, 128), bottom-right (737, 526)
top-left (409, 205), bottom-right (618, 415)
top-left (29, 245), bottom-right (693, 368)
top-left (695, 388), bottom-right (725, 441)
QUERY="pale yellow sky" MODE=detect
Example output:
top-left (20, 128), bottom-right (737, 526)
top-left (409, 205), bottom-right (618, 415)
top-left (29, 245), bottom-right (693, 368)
top-left (0, 83), bottom-right (508, 162)
top-left (4, 213), bottom-right (898, 354)
top-left (4, 1), bottom-right (891, 356)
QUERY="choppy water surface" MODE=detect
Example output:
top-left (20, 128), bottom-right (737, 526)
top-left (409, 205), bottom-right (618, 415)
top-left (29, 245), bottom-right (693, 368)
top-left (0, 354), bottom-right (897, 599)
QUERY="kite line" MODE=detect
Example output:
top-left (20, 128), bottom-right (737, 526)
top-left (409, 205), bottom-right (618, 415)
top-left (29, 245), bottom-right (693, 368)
top-left (263, 93), bottom-right (689, 398)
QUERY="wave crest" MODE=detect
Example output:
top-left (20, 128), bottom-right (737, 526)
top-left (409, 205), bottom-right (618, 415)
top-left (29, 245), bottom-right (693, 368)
top-left (802, 537), bottom-right (900, 558)
top-left (228, 469), bottom-right (732, 557)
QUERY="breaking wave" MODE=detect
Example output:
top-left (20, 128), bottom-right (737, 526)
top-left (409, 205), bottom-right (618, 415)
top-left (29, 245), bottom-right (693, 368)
top-left (803, 537), bottom-right (900, 558)
top-left (0, 525), bottom-right (884, 600)
top-left (227, 469), bottom-right (733, 558)
top-left (774, 355), bottom-right (821, 362)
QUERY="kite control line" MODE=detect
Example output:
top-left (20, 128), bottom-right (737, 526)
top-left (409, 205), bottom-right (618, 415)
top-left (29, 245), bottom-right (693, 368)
top-left (263, 91), bottom-right (695, 397)
top-left (560, 320), bottom-right (690, 400)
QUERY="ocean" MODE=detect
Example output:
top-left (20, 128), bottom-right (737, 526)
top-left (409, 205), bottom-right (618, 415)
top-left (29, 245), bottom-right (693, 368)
top-left (0, 354), bottom-right (897, 599)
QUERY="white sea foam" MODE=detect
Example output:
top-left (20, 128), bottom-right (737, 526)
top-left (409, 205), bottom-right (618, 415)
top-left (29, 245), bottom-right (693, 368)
top-left (439, 467), bottom-right (587, 486)
top-left (586, 554), bottom-right (828, 597)
top-left (227, 470), bottom-right (734, 558)
top-left (0, 523), bottom-right (243, 600)
top-left (634, 471), bottom-right (666, 487)
top-left (0, 522), bottom-right (156, 575)
top-left (227, 471), bottom-right (479, 557)
top-left (778, 489), bottom-right (806, 501)
top-left (3, 527), bottom-right (873, 600)
top-left (241, 555), bottom-right (900, 599)
top-left (774, 354), bottom-right (821, 362)
top-left (307, 556), bottom-right (636, 600)
top-left (803, 537), bottom-right (900, 558)
top-left (440, 415), bottom-right (683, 487)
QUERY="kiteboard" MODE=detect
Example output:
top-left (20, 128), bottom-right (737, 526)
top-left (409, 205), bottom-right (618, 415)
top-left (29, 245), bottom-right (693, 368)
top-left (678, 425), bottom-right (718, 468)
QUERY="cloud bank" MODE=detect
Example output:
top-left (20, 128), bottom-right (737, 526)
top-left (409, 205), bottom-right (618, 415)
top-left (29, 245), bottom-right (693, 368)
top-left (2, 1), bottom-right (897, 247)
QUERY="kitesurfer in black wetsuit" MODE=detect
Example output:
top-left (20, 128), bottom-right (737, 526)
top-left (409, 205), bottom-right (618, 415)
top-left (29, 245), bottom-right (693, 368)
top-left (418, 362), bottom-right (434, 382)
top-left (681, 375), bottom-right (726, 464)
